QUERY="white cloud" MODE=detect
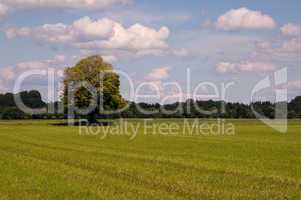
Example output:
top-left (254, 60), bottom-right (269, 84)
top-left (72, 17), bottom-right (115, 39)
top-left (99, 23), bottom-right (169, 51)
top-left (6, 16), bottom-right (170, 55)
top-left (285, 80), bottom-right (301, 90)
top-left (268, 24), bottom-right (301, 62)
top-left (216, 62), bottom-right (235, 73)
top-left (54, 54), bottom-right (66, 62)
top-left (253, 37), bottom-right (301, 62)
top-left (216, 7), bottom-right (276, 31)
top-left (276, 80), bottom-right (301, 96)
top-left (0, 55), bottom-right (69, 93)
top-left (16, 60), bottom-right (53, 70)
top-left (147, 67), bottom-right (170, 80)
top-left (6, 17), bottom-right (116, 42)
top-left (1, 0), bottom-right (131, 10)
top-left (0, 55), bottom-right (67, 82)
top-left (281, 23), bottom-right (301, 37)
top-left (6, 24), bottom-right (70, 42)
top-left (0, 67), bottom-right (15, 81)
top-left (216, 61), bottom-right (276, 73)
top-left (281, 37), bottom-right (301, 52)
top-left (102, 55), bottom-right (118, 63)
top-left (171, 48), bottom-right (189, 57)
top-left (0, 3), bottom-right (8, 20)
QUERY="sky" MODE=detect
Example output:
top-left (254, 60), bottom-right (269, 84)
top-left (0, 0), bottom-right (301, 103)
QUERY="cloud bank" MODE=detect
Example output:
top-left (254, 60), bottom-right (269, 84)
top-left (281, 23), bottom-right (301, 37)
top-left (147, 67), bottom-right (170, 80)
top-left (216, 61), bottom-right (276, 73)
top-left (6, 16), bottom-right (170, 55)
top-left (216, 7), bottom-right (276, 31)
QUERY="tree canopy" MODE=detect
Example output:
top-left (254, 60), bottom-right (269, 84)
top-left (63, 55), bottom-right (126, 123)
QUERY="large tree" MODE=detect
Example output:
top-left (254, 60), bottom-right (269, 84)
top-left (63, 55), bottom-right (126, 123)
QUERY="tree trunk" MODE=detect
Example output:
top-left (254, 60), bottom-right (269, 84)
top-left (87, 111), bottom-right (98, 124)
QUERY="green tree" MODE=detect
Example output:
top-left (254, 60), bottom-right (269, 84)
top-left (289, 96), bottom-right (301, 118)
top-left (63, 55), bottom-right (126, 124)
top-left (1, 108), bottom-right (27, 120)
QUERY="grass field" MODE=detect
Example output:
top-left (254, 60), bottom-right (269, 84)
top-left (0, 119), bottom-right (300, 199)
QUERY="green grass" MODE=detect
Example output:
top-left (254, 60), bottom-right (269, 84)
top-left (0, 119), bottom-right (300, 199)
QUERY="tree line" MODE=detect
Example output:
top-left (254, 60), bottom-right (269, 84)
top-left (0, 90), bottom-right (301, 120)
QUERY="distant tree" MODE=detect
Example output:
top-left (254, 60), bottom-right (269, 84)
top-left (0, 90), bottom-right (45, 109)
top-left (19, 90), bottom-right (46, 109)
top-left (63, 55), bottom-right (126, 124)
top-left (1, 108), bottom-right (27, 120)
top-left (289, 96), bottom-right (301, 118)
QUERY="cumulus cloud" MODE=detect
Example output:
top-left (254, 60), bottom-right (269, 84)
top-left (72, 17), bottom-right (115, 39)
top-left (0, 55), bottom-right (66, 83)
top-left (253, 37), bottom-right (301, 62)
top-left (252, 23), bottom-right (301, 62)
top-left (102, 55), bottom-right (118, 63)
top-left (16, 59), bottom-right (58, 70)
top-left (216, 61), bottom-right (276, 73)
top-left (0, 67), bottom-right (15, 81)
top-left (171, 48), bottom-right (189, 57)
top-left (0, 55), bottom-right (67, 93)
top-left (281, 23), bottom-right (301, 37)
top-left (0, 3), bottom-right (8, 20)
top-left (6, 17), bottom-right (116, 42)
top-left (285, 80), bottom-right (301, 90)
top-left (99, 23), bottom-right (169, 50)
top-left (281, 37), bottom-right (301, 52)
top-left (1, 0), bottom-right (131, 10)
top-left (147, 67), bottom-right (170, 80)
top-left (276, 80), bottom-right (301, 96)
top-left (216, 7), bottom-right (276, 31)
top-left (5, 16), bottom-right (170, 56)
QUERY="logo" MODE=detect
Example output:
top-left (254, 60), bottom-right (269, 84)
top-left (251, 68), bottom-right (288, 133)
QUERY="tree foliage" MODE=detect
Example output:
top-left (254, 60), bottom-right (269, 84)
top-left (63, 55), bottom-right (126, 122)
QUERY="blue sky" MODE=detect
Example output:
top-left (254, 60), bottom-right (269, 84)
top-left (0, 0), bottom-right (301, 103)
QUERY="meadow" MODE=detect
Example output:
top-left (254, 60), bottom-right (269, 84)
top-left (0, 119), bottom-right (300, 199)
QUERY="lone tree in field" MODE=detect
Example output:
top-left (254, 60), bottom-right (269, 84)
top-left (63, 55), bottom-right (126, 124)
